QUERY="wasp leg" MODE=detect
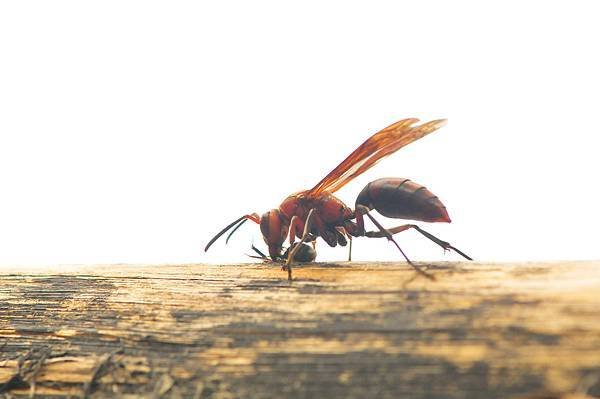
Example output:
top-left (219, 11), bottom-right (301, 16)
top-left (334, 226), bottom-right (352, 261)
top-left (344, 220), bottom-right (363, 261)
top-left (348, 235), bottom-right (352, 261)
top-left (356, 205), bottom-right (434, 280)
top-left (365, 224), bottom-right (413, 237)
top-left (285, 208), bottom-right (316, 281)
top-left (334, 227), bottom-right (348, 247)
top-left (288, 215), bottom-right (304, 246)
top-left (365, 224), bottom-right (472, 261)
top-left (246, 247), bottom-right (273, 262)
top-left (413, 226), bottom-right (473, 261)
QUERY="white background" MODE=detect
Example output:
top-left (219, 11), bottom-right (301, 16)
top-left (1, 1), bottom-right (599, 267)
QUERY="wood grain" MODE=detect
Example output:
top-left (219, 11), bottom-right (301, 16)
top-left (1, 261), bottom-right (600, 398)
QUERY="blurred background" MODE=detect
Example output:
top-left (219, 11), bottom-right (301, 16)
top-left (1, 1), bottom-right (599, 266)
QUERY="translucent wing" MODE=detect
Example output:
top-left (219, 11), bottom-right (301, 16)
top-left (306, 118), bottom-right (447, 196)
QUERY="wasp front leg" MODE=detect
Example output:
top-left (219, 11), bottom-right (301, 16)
top-left (285, 208), bottom-right (317, 280)
top-left (288, 215), bottom-right (304, 247)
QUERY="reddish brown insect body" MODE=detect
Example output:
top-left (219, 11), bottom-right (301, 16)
top-left (205, 118), bottom-right (471, 279)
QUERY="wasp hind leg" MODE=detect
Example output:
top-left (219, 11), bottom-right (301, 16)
top-left (355, 205), bottom-right (434, 280)
top-left (364, 223), bottom-right (472, 261)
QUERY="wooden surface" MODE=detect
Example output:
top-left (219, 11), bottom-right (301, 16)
top-left (1, 261), bottom-right (600, 398)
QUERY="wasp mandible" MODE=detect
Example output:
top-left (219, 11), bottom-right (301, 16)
top-left (205, 118), bottom-right (472, 280)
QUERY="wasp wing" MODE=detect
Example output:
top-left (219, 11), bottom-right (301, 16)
top-left (306, 118), bottom-right (447, 196)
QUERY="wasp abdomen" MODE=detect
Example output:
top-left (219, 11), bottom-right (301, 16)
top-left (356, 177), bottom-right (451, 223)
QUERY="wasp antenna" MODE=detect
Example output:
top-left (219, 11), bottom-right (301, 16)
top-left (226, 218), bottom-right (249, 244)
top-left (204, 215), bottom-right (248, 252)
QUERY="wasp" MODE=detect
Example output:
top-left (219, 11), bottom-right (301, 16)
top-left (205, 118), bottom-right (472, 280)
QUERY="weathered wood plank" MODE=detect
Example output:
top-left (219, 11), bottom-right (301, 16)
top-left (1, 261), bottom-right (600, 398)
